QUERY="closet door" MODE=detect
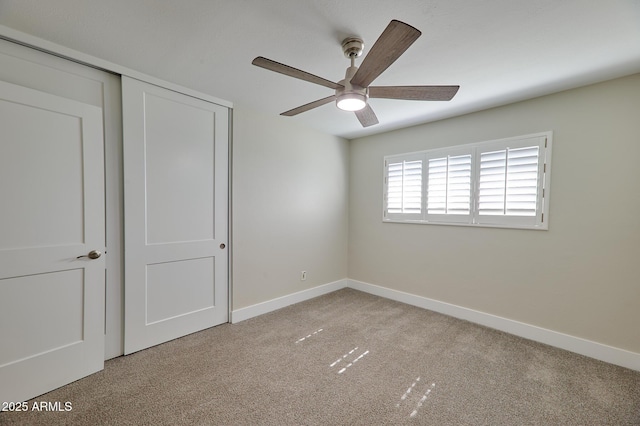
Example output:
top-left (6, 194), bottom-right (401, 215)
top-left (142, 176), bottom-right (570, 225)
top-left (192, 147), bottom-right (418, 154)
top-left (0, 80), bottom-right (105, 402)
top-left (122, 76), bottom-right (229, 354)
top-left (0, 37), bottom-right (124, 360)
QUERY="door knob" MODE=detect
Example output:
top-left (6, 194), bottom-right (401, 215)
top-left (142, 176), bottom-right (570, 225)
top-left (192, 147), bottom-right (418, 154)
top-left (77, 250), bottom-right (102, 259)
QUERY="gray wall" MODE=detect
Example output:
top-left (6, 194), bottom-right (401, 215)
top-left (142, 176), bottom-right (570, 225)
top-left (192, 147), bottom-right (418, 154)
top-left (232, 105), bottom-right (349, 309)
top-left (348, 73), bottom-right (640, 353)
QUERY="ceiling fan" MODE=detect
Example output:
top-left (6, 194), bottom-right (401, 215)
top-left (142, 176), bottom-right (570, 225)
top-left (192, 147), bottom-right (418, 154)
top-left (252, 19), bottom-right (460, 127)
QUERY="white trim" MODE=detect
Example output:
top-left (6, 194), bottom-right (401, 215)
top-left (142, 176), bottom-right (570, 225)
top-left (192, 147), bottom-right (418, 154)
top-left (230, 279), bottom-right (348, 323)
top-left (347, 279), bottom-right (640, 372)
top-left (0, 24), bottom-right (233, 108)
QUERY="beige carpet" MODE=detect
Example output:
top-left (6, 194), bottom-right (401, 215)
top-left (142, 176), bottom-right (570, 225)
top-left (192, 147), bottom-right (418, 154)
top-left (2, 288), bottom-right (639, 425)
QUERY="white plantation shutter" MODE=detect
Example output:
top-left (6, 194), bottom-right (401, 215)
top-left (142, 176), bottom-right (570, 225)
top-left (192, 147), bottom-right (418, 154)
top-left (479, 150), bottom-right (507, 215)
top-left (506, 146), bottom-right (539, 216)
top-left (475, 135), bottom-right (547, 227)
top-left (447, 154), bottom-right (472, 215)
top-left (383, 132), bottom-right (551, 229)
top-left (426, 157), bottom-right (446, 214)
top-left (427, 154), bottom-right (471, 216)
top-left (385, 156), bottom-right (423, 220)
top-left (479, 146), bottom-right (539, 216)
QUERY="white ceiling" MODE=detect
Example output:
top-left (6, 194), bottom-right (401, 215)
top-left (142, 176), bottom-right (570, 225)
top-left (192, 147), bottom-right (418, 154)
top-left (1, 0), bottom-right (639, 139)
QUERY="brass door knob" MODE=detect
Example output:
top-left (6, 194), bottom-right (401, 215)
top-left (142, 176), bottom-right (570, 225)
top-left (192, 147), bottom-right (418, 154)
top-left (77, 250), bottom-right (102, 259)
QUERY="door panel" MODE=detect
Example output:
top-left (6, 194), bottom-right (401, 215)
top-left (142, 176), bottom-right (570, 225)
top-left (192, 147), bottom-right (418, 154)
top-left (0, 270), bottom-right (84, 366)
top-left (0, 99), bottom-right (84, 249)
top-left (0, 80), bottom-right (105, 403)
top-left (146, 257), bottom-right (215, 324)
top-left (123, 76), bottom-right (228, 355)
top-left (143, 91), bottom-right (216, 244)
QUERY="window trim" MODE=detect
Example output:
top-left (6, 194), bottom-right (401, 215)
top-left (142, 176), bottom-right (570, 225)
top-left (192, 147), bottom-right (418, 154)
top-left (382, 131), bottom-right (552, 230)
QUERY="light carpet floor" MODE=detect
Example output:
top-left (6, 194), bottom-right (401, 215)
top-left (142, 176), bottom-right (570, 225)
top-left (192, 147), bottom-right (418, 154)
top-left (2, 288), bottom-right (639, 425)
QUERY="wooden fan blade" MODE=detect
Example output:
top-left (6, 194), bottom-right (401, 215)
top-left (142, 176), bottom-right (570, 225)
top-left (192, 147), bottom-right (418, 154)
top-left (281, 95), bottom-right (336, 116)
top-left (369, 85), bottom-right (460, 101)
top-left (355, 104), bottom-right (379, 127)
top-left (252, 57), bottom-right (342, 90)
top-left (350, 20), bottom-right (421, 88)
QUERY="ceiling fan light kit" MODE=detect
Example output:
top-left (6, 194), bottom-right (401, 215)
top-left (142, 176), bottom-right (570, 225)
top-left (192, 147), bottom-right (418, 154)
top-left (336, 60), bottom-right (368, 111)
top-left (252, 19), bottom-right (460, 127)
top-left (336, 93), bottom-right (367, 111)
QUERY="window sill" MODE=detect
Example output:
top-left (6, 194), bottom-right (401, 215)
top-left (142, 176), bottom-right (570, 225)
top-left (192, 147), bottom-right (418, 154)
top-left (382, 218), bottom-right (548, 231)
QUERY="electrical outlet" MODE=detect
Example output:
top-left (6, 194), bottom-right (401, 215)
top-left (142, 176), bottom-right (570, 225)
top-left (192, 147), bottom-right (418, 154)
top-left (301, 271), bottom-right (307, 281)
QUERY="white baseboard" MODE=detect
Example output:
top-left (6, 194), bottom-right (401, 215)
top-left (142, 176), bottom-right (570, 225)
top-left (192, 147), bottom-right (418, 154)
top-left (230, 277), bottom-right (640, 371)
top-left (231, 279), bottom-right (348, 323)
top-left (347, 279), bottom-right (640, 372)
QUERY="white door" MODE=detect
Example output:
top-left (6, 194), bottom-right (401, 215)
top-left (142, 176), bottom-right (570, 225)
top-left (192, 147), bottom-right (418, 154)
top-left (0, 80), bottom-right (105, 402)
top-left (0, 38), bottom-right (124, 360)
top-left (122, 76), bottom-right (229, 354)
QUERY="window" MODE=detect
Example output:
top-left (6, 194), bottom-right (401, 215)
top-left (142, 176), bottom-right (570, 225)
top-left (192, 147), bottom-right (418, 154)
top-left (383, 132), bottom-right (552, 230)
